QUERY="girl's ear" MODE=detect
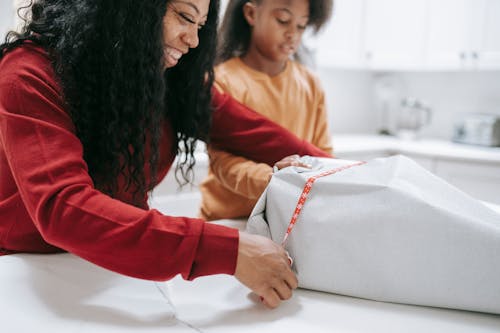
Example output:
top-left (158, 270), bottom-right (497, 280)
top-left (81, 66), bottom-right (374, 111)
top-left (242, 2), bottom-right (257, 26)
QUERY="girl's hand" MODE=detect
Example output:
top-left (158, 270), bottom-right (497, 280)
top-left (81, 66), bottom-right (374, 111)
top-left (273, 154), bottom-right (312, 172)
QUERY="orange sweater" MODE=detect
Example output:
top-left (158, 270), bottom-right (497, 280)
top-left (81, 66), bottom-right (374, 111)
top-left (200, 58), bottom-right (333, 220)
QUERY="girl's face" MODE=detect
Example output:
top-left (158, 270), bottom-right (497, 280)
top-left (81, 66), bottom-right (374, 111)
top-left (162, 0), bottom-right (210, 68)
top-left (244, 0), bottom-right (309, 64)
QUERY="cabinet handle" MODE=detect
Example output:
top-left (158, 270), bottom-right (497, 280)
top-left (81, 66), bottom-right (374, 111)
top-left (471, 51), bottom-right (479, 60)
top-left (459, 51), bottom-right (467, 60)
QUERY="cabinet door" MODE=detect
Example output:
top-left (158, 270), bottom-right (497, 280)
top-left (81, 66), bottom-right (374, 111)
top-left (314, 0), bottom-right (365, 69)
top-left (426, 0), bottom-right (485, 70)
top-left (434, 159), bottom-right (500, 204)
top-left (363, 0), bottom-right (429, 70)
top-left (477, 0), bottom-right (500, 69)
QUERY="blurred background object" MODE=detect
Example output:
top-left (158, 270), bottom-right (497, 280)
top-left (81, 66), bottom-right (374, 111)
top-left (373, 74), bottom-right (403, 136)
top-left (453, 113), bottom-right (500, 147)
top-left (396, 97), bottom-right (432, 140)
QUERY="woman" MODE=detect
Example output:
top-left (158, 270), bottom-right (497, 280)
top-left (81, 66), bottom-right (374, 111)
top-left (0, 0), bottom-right (329, 308)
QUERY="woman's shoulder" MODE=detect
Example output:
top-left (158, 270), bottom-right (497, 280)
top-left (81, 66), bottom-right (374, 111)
top-left (0, 41), bottom-right (57, 91)
top-left (1, 41), bottom-right (52, 73)
top-left (0, 42), bottom-right (69, 126)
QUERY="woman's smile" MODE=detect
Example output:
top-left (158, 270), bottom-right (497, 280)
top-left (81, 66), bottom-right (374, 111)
top-left (164, 45), bottom-right (184, 67)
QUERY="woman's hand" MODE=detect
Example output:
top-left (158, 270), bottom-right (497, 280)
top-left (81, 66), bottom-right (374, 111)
top-left (234, 232), bottom-right (298, 309)
top-left (273, 154), bottom-right (312, 172)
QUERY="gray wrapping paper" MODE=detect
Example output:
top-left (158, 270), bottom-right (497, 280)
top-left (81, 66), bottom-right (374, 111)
top-left (248, 155), bottom-right (500, 314)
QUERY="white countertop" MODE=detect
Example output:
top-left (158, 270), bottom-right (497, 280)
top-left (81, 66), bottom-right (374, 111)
top-left (333, 134), bottom-right (500, 164)
top-left (3, 210), bottom-right (500, 333)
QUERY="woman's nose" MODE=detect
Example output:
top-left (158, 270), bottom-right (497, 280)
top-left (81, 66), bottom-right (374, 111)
top-left (182, 25), bottom-right (199, 49)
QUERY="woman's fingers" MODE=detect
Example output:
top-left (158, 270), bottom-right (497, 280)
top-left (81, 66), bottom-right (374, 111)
top-left (235, 232), bottom-right (298, 309)
top-left (261, 288), bottom-right (282, 308)
top-left (272, 281), bottom-right (293, 301)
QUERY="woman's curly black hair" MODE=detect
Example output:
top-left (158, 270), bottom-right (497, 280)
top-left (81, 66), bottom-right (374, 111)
top-left (1, 0), bottom-right (220, 207)
top-left (217, 0), bottom-right (333, 64)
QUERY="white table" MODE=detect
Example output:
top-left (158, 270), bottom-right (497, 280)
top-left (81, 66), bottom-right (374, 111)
top-left (2, 213), bottom-right (500, 333)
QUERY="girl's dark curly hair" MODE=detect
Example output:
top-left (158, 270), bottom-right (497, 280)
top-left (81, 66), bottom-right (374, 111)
top-left (1, 0), bottom-right (220, 207)
top-left (217, 0), bottom-right (333, 64)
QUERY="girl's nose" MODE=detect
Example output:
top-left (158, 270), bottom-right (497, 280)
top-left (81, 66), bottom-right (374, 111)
top-left (285, 27), bottom-right (299, 42)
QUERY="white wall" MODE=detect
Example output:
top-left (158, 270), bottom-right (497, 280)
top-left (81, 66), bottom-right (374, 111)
top-left (318, 69), bottom-right (500, 140)
top-left (0, 1), bottom-right (15, 41)
top-left (395, 71), bottom-right (500, 139)
top-left (316, 68), bottom-right (376, 135)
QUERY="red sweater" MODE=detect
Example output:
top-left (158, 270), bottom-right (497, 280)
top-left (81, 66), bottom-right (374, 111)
top-left (0, 43), bottom-right (329, 281)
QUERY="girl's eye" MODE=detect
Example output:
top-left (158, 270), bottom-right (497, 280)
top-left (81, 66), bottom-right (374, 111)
top-left (276, 18), bottom-right (290, 25)
top-left (298, 24), bottom-right (307, 30)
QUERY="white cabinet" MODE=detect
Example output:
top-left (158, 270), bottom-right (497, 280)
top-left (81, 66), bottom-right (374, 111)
top-left (363, 0), bottom-right (429, 70)
top-left (434, 159), bottom-right (500, 204)
top-left (315, 0), bottom-right (365, 68)
top-left (426, 0), bottom-right (485, 70)
top-left (313, 0), bottom-right (500, 70)
top-left (315, 0), bottom-right (429, 70)
top-left (477, 0), bottom-right (500, 69)
top-left (418, 0), bottom-right (500, 70)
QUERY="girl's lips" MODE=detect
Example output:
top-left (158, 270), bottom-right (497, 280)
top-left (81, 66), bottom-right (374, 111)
top-left (280, 44), bottom-right (295, 55)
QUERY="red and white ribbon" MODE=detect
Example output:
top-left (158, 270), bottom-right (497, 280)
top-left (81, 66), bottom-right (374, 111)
top-left (281, 161), bottom-right (366, 246)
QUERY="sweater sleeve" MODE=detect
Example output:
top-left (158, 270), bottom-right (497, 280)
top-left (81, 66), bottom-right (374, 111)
top-left (209, 89), bottom-right (332, 165)
top-left (0, 48), bottom-right (238, 281)
top-left (207, 146), bottom-right (272, 200)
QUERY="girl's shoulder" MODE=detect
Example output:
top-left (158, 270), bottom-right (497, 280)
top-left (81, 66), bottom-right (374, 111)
top-left (214, 57), bottom-right (262, 92)
top-left (287, 60), bottom-right (323, 89)
top-left (288, 60), bottom-right (318, 79)
top-left (215, 57), bottom-right (255, 78)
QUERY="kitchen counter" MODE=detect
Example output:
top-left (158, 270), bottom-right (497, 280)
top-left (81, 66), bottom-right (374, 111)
top-left (3, 206), bottom-right (500, 333)
top-left (333, 134), bottom-right (500, 164)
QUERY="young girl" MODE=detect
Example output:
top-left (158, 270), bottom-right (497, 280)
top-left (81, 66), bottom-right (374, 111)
top-left (199, 0), bottom-right (334, 220)
top-left (0, 0), bottom-right (330, 308)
